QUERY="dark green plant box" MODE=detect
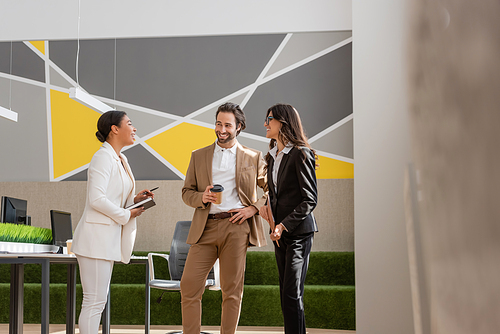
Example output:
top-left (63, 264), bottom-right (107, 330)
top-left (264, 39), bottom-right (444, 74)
top-left (0, 284), bottom-right (355, 330)
top-left (0, 251), bottom-right (356, 330)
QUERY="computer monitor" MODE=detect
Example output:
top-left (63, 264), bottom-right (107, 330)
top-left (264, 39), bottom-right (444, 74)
top-left (1, 196), bottom-right (28, 224)
top-left (50, 210), bottom-right (73, 247)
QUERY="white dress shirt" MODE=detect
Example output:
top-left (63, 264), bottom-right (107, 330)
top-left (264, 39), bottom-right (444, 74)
top-left (210, 140), bottom-right (244, 214)
top-left (269, 143), bottom-right (294, 193)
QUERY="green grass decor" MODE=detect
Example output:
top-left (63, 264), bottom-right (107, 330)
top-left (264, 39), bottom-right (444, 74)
top-left (0, 283), bottom-right (355, 330)
top-left (0, 222), bottom-right (53, 244)
top-left (0, 251), bottom-right (356, 330)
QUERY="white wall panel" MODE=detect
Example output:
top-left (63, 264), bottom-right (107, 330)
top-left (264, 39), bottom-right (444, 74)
top-left (353, 0), bottom-right (415, 333)
top-left (0, 0), bottom-right (351, 41)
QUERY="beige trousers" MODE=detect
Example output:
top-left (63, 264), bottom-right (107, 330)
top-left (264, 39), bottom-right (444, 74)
top-left (180, 218), bottom-right (250, 334)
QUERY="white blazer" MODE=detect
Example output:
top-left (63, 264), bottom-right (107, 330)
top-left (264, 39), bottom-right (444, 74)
top-left (72, 141), bottom-right (137, 263)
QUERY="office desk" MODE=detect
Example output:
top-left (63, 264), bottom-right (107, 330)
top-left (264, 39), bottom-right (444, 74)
top-left (0, 254), bottom-right (150, 334)
top-left (0, 253), bottom-right (77, 334)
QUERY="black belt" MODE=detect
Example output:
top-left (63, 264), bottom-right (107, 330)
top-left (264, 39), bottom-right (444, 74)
top-left (208, 212), bottom-right (236, 220)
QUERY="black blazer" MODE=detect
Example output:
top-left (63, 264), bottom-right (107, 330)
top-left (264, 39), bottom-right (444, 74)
top-left (267, 146), bottom-right (318, 236)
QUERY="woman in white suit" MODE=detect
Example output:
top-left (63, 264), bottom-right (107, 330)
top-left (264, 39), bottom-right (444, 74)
top-left (72, 110), bottom-right (153, 334)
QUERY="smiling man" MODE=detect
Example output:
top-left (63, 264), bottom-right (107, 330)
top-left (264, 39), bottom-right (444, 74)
top-left (181, 102), bottom-right (268, 334)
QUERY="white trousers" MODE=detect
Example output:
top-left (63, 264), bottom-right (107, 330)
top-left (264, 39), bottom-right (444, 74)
top-left (76, 255), bottom-right (114, 334)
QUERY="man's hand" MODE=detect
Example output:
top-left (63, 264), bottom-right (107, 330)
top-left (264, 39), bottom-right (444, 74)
top-left (259, 205), bottom-right (269, 222)
top-left (202, 185), bottom-right (217, 204)
top-left (229, 206), bottom-right (258, 224)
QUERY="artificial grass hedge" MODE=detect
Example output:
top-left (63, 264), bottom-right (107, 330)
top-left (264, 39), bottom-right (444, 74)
top-left (0, 284), bottom-right (355, 329)
top-left (0, 251), bottom-right (355, 330)
top-left (0, 251), bottom-right (355, 286)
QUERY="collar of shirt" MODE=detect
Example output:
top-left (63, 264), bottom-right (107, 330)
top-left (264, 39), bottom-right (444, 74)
top-left (214, 140), bottom-right (238, 155)
top-left (269, 143), bottom-right (293, 160)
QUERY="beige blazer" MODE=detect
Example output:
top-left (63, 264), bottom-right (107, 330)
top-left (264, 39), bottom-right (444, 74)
top-left (72, 141), bottom-right (137, 263)
top-left (182, 142), bottom-right (268, 247)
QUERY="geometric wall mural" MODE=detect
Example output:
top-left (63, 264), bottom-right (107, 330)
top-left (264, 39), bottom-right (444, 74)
top-left (0, 31), bottom-right (353, 182)
top-left (50, 89), bottom-right (101, 179)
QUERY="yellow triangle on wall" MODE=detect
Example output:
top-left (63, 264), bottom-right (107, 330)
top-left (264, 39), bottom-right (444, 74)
top-left (29, 41), bottom-right (45, 55)
top-left (51, 89), bottom-right (102, 179)
top-left (316, 155), bottom-right (354, 179)
top-left (146, 123), bottom-right (216, 176)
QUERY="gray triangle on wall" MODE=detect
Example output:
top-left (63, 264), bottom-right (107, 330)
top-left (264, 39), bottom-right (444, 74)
top-left (192, 92), bottom-right (248, 125)
top-left (50, 67), bottom-right (74, 89)
top-left (312, 119), bottom-right (353, 159)
top-left (267, 31), bottom-right (352, 77)
top-left (119, 106), bottom-right (176, 138)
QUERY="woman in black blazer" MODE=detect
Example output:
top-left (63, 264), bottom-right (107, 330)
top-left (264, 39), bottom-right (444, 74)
top-left (259, 103), bottom-right (318, 334)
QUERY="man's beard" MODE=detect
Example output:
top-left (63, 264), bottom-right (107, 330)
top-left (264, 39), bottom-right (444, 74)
top-left (216, 131), bottom-right (236, 144)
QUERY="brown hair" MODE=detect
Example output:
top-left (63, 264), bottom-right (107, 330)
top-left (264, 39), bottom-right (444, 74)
top-left (215, 102), bottom-right (246, 136)
top-left (265, 103), bottom-right (318, 168)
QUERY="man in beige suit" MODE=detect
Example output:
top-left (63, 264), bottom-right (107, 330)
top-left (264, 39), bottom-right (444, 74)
top-left (181, 102), bottom-right (268, 334)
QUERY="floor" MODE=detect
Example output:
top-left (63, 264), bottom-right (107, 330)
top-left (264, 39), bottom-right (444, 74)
top-left (0, 324), bottom-right (355, 334)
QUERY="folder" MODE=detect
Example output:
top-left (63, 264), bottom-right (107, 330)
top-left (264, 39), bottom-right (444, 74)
top-left (126, 197), bottom-right (156, 210)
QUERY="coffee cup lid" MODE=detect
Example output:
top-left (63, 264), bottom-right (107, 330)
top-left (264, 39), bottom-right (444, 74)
top-left (211, 184), bottom-right (224, 192)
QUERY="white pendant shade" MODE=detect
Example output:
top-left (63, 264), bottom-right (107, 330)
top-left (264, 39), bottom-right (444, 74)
top-left (0, 106), bottom-right (18, 122)
top-left (69, 87), bottom-right (113, 113)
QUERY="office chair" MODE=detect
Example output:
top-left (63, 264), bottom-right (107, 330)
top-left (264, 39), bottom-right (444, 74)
top-left (148, 220), bottom-right (220, 333)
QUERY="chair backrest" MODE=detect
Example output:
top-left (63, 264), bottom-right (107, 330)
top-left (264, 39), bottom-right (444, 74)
top-left (169, 220), bottom-right (215, 281)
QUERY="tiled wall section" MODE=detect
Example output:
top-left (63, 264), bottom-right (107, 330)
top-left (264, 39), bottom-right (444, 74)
top-left (0, 179), bottom-right (354, 252)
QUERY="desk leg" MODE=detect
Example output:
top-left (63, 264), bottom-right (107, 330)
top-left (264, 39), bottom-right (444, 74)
top-left (102, 289), bottom-right (110, 334)
top-left (145, 261), bottom-right (150, 334)
top-left (40, 259), bottom-right (50, 334)
top-left (9, 264), bottom-right (23, 334)
top-left (67, 263), bottom-right (77, 334)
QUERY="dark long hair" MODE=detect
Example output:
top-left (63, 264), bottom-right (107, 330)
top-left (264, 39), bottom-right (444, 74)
top-left (96, 110), bottom-right (127, 142)
top-left (265, 103), bottom-right (318, 169)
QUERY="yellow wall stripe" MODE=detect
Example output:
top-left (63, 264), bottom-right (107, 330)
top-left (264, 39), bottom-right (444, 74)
top-left (29, 41), bottom-right (45, 55)
top-left (316, 155), bottom-right (354, 179)
top-left (51, 90), bottom-right (101, 179)
top-left (146, 123), bottom-right (216, 176)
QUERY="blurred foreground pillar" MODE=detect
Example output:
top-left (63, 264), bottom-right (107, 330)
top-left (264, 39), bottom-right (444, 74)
top-left (408, 1), bottom-right (500, 333)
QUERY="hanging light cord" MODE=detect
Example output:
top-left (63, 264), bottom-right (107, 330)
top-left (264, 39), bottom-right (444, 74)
top-left (76, 0), bottom-right (81, 87)
top-left (114, 38), bottom-right (117, 109)
top-left (9, 41), bottom-right (12, 110)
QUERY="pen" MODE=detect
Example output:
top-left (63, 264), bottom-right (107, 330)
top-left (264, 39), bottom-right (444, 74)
top-left (143, 187), bottom-right (159, 195)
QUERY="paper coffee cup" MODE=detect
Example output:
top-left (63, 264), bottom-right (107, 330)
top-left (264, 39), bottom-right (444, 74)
top-left (211, 184), bottom-right (224, 204)
top-left (66, 239), bottom-right (73, 255)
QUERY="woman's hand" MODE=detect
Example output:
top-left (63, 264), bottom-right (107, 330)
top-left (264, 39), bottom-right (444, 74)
top-left (134, 189), bottom-right (154, 203)
top-left (259, 205), bottom-right (269, 222)
top-left (270, 223), bottom-right (284, 241)
top-left (130, 207), bottom-right (145, 218)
